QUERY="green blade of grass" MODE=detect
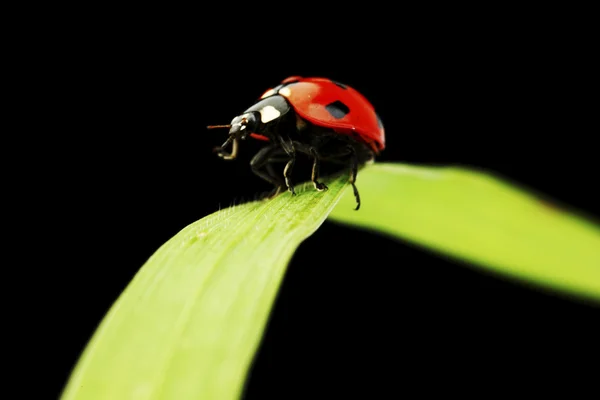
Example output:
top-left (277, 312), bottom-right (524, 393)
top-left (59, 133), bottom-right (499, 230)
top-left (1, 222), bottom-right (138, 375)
top-left (61, 176), bottom-right (349, 400)
top-left (329, 163), bottom-right (600, 302)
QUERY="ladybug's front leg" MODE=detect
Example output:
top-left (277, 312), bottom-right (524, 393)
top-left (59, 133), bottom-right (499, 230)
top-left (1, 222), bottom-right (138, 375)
top-left (250, 144), bottom-right (286, 195)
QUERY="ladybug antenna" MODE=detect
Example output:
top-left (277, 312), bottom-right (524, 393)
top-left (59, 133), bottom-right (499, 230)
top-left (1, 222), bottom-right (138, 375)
top-left (207, 124), bottom-right (231, 129)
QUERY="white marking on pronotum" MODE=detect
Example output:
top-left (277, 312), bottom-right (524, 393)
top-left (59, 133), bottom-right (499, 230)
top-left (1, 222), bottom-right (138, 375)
top-left (260, 88), bottom-right (276, 99)
top-left (278, 86), bottom-right (291, 97)
top-left (259, 105), bottom-right (281, 123)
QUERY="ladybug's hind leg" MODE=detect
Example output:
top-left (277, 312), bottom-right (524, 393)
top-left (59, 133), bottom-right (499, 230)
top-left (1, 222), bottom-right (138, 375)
top-left (346, 145), bottom-right (361, 211)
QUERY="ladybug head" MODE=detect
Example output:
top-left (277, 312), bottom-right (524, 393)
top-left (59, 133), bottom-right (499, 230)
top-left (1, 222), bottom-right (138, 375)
top-left (208, 112), bottom-right (259, 160)
top-left (228, 112), bottom-right (259, 140)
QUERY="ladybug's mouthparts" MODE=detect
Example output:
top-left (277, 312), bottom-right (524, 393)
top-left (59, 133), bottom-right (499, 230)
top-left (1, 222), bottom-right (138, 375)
top-left (208, 124), bottom-right (239, 160)
top-left (213, 135), bottom-right (239, 160)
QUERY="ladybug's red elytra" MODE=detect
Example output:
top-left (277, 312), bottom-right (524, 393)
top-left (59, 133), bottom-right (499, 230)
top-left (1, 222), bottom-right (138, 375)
top-left (208, 76), bottom-right (385, 210)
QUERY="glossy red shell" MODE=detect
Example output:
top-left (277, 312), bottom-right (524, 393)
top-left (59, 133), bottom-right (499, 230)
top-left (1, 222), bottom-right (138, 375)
top-left (260, 76), bottom-right (385, 153)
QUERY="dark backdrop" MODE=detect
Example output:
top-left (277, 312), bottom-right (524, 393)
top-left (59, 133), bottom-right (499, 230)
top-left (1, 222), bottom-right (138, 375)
top-left (45, 17), bottom-right (599, 398)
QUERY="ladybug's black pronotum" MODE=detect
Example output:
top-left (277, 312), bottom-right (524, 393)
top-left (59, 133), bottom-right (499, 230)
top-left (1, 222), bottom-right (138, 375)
top-left (208, 76), bottom-right (385, 210)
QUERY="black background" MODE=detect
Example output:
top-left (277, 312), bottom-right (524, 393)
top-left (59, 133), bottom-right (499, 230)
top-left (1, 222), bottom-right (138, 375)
top-left (34, 11), bottom-right (599, 398)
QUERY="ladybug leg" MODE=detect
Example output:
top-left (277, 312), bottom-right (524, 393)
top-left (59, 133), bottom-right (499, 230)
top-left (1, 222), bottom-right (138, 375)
top-left (289, 141), bottom-right (327, 191)
top-left (347, 145), bottom-right (361, 211)
top-left (264, 162), bottom-right (285, 198)
top-left (250, 145), bottom-right (286, 194)
top-left (309, 147), bottom-right (328, 191)
top-left (283, 156), bottom-right (296, 196)
top-left (277, 135), bottom-right (297, 196)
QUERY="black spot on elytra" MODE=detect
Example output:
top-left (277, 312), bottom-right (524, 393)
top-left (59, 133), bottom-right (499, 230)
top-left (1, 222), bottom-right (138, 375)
top-left (331, 80), bottom-right (348, 89)
top-left (325, 100), bottom-right (350, 119)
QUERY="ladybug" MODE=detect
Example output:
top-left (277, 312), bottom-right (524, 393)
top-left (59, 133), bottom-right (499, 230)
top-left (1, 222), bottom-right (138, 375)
top-left (208, 76), bottom-right (385, 210)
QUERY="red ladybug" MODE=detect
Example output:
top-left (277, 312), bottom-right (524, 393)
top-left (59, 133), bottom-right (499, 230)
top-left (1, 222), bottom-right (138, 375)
top-left (208, 76), bottom-right (385, 210)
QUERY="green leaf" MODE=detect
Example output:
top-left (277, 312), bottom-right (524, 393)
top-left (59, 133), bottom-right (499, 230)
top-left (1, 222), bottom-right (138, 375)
top-left (329, 163), bottom-right (600, 302)
top-left (63, 161), bottom-right (600, 400)
top-left (61, 176), bottom-right (349, 400)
